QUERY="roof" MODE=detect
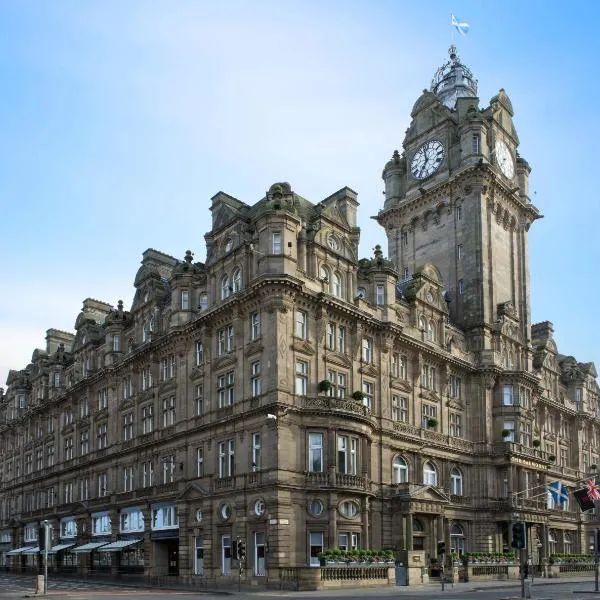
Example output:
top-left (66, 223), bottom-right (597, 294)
top-left (97, 538), bottom-right (143, 552)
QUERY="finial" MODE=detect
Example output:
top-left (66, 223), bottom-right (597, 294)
top-left (184, 250), bottom-right (193, 263)
top-left (449, 44), bottom-right (457, 61)
top-left (374, 245), bottom-right (383, 259)
top-left (392, 149), bottom-right (400, 163)
top-left (117, 300), bottom-right (123, 312)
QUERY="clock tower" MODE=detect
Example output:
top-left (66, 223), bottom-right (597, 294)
top-left (375, 45), bottom-right (541, 356)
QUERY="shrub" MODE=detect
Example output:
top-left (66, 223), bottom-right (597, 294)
top-left (318, 379), bottom-right (333, 393)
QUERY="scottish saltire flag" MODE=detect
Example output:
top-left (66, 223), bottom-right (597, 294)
top-left (451, 14), bottom-right (469, 36)
top-left (549, 481), bottom-right (569, 505)
top-left (586, 479), bottom-right (600, 500)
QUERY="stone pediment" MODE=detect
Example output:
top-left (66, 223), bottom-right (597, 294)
top-left (292, 339), bottom-right (315, 356)
top-left (420, 389), bottom-right (441, 403)
top-left (245, 340), bottom-right (264, 357)
top-left (177, 481), bottom-right (210, 501)
top-left (396, 483), bottom-right (450, 503)
top-left (326, 352), bottom-right (353, 369)
top-left (212, 353), bottom-right (237, 371)
top-left (359, 364), bottom-right (379, 378)
top-left (391, 378), bottom-right (412, 393)
top-left (189, 366), bottom-right (204, 380)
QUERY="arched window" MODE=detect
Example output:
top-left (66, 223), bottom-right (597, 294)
top-left (319, 265), bottom-right (330, 284)
top-left (221, 275), bottom-right (230, 300)
top-left (392, 456), bottom-right (409, 484)
top-left (450, 468), bottom-right (463, 495)
top-left (232, 268), bottom-right (242, 293)
top-left (332, 272), bottom-right (342, 298)
top-left (450, 523), bottom-right (465, 555)
top-left (423, 461), bottom-right (437, 486)
top-left (419, 316), bottom-right (426, 331)
top-left (427, 321), bottom-right (435, 341)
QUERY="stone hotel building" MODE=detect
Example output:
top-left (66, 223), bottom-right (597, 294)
top-left (1, 47), bottom-right (599, 586)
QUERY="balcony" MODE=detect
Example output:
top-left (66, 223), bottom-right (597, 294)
top-left (301, 397), bottom-right (371, 419)
top-left (305, 471), bottom-right (370, 491)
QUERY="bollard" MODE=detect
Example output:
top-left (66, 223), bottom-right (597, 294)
top-left (35, 575), bottom-right (45, 595)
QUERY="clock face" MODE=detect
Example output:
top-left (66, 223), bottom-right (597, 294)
top-left (495, 140), bottom-right (514, 179)
top-left (410, 140), bottom-right (445, 180)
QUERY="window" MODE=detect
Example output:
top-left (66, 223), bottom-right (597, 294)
top-left (97, 473), bottom-right (108, 497)
top-left (560, 448), bottom-right (568, 467)
top-left (123, 466), bottom-right (134, 492)
top-left (122, 377), bottom-right (133, 399)
top-left (423, 461), bottom-right (438, 486)
top-left (362, 338), bottom-right (373, 362)
top-left (163, 455), bottom-right (175, 483)
top-left (196, 447), bottom-right (204, 477)
top-left (362, 381), bottom-right (373, 409)
top-left (46, 444), bottom-right (54, 467)
top-left (141, 367), bottom-right (153, 391)
top-left (457, 244), bottom-right (463, 260)
top-left (401, 230), bottom-right (408, 247)
top-left (422, 404), bottom-right (438, 428)
top-left (97, 423), bottom-right (108, 449)
top-left (450, 523), bottom-right (465, 555)
top-left (218, 439), bottom-right (235, 478)
top-left (63, 436), bottom-right (73, 461)
top-left (427, 321), bottom-right (436, 341)
top-left (221, 276), bottom-right (230, 300)
top-left (338, 532), bottom-right (360, 551)
top-left (36, 449), bottom-right (43, 471)
top-left (152, 505), bottom-right (178, 529)
top-left (309, 531), bottom-right (324, 567)
top-left (251, 362), bottom-right (261, 397)
top-left (393, 456), bottom-right (408, 483)
top-left (221, 534), bottom-right (232, 575)
top-left (120, 508), bottom-right (144, 532)
top-left (250, 312), bottom-right (261, 340)
top-left (503, 385), bottom-right (514, 406)
top-left (252, 432), bottom-right (261, 471)
top-left (195, 384), bottom-right (204, 416)
top-left (520, 421), bottom-right (532, 447)
top-left (142, 405), bottom-right (153, 434)
top-left (376, 284), bottom-right (385, 306)
top-left (112, 334), bottom-right (121, 352)
top-left (181, 290), bottom-right (190, 310)
top-left (97, 388), bottom-right (108, 411)
top-left (327, 370), bottom-right (346, 398)
top-left (295, 310), bottom-right (307, 339)
top-left (472, 133), bottom-right (480, 155)
top-left (254, 531), bottom-right (266, 576)
top-left (142, 320), bottom-right (150, 342)
top-left (217, 371), bottom-right (235, 408)
top-left (337, 435), bottom-right (358, 475)
top-left (450, 413), bottom-right (462, 437)
top-left (450, 468), bottom-right (463, 495)
top-left (162, 396), bottom-right (175, 427)
top-left (339, 501), bottom-right (358, 518)
top-left (161, 355), bottom-right (176, 380)
top-left (92, 513), bottom-right (111, 535)
top-left (392, 395), bottom-right (408, 422)
top-left (503, 420), bottom-right (515, 442)
top-left (232, 268), bottom-right (242, 292)
top-left (332, 272), bottom-right (342, 298)
top-left (337, 326), bottom-right (346, 353)
top-left (199, 293), bottom-right (208, 311)
top-left (195, 341), bottom-right (204, 365)
top-left (80, 430), bottom-right (89, 455)
top-left (79, 478), bottom-right (88, 501)
top-left (123, 413), bottom-right (134, 441)
top-left (449, 375), bottom-right (461, 399)
top-left (53, 372), bottom-right (61, 388)
top-left (295, 360), bottom-right (308, 395)
top-left (421, 365), bottom-right (436, 390)
top-left (402, 267), bottom-right (410, 280)
top-left (326, 323), bottom-right (335, 350)
top-left (60, 518), bottom-right (77, 539)
top-left (458, 279), bottom-right (464, 295)
top-left (217, 326), bottom-right (234, 355)
top-left (80, 397), bottom-right (89, 418)
top-left (308, 432), bottom-right (324, 472)
top-left (271, 231), bottom-right (283, 254)
top-left (142, 461), bottom-right (154, 487)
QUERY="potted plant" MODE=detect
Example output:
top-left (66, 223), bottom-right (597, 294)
top-left (352, 390), bottom-right (366, 402)
top-left (427, 417), bottom-right (439, 429)
top-left (501, 429), bottom-right (511, 438)
top-left (548, 454), bottom-right (556, 462)
top-left (318, 379), bottom-right (332, 393)
top-left (532, 439), bottom-right (541, 448)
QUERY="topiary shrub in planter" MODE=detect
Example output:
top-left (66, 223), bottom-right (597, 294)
top-left (501, 429), bottom-right (511, 438)
top-left (352, 390), bottom-right (366, 402)
top-left (318, 379), bottom-right (332, 393)
top-left (532, 439), bottom-right (541, 448)
top-left (548, 454), bottom-right (556, 461)
top-left (427, 417), bottom-right (439, 429)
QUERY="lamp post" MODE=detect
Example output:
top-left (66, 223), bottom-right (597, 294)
top-left (42, 520), bottom-right (50, 595)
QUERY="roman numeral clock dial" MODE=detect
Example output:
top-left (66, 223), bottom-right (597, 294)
top-left (410, 140), bottom-right (445, 180)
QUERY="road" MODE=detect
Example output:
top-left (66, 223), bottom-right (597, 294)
top-left (1, 573), bottom-right (600, 600)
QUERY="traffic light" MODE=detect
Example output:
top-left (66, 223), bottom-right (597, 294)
top-left (232, 539), bottom-right (238, 560)
top-left (511, 522), bottom-right (527, 549)
top-left (38, 527), bottom-right (46, 552)
top-left (238, 540), bottom-right (246, 561)
top-left (437, 541), bottom-right (446, 555)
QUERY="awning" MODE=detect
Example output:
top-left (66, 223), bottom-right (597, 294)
top-left (48, 542), bottom-right (76, 554)
top-left (97, 539), bottom-right (142, 552)
top-left (6, 546), bottom-right (33, 555)
top-left (21, 547), bottom-right (40, 555)
top-left (72, 541), bottom-right (110, 553)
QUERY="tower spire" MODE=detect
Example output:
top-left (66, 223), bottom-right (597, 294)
top-left (430, 45), bottom-right (478, 108)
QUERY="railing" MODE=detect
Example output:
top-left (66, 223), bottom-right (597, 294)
top-left (305, 472), bottom-right (369, 491)
top-left (214, 477), bottom-right (234, 490)
top-left (472, 565), bottom-right (509, 577)
top-left (320, 566), bottom-right (389, 581)
top-left (558, 562), bottom-right (595, 573)
top-left (301, 397), bottom-right (370, 418)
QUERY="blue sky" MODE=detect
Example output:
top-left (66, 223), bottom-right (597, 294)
top-left (1, 0), bottom-right (599, 386)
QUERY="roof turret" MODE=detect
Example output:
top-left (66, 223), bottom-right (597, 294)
top-left (430, 44), bottom-right (478, 108)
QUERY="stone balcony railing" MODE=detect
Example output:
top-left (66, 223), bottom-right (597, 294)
top-left (301, 396), bottom-right (371, 419)
top-left (305, 471), bottom-right (370, 491)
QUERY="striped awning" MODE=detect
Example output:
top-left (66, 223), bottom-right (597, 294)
top-left (6, 546), bottom-right (33, 555)
top-left (21, 546), bottom-right (41, 555)
top-left (97, 539), bottom-right (142, 552)
top-left (48, 542), bottom-right (76, 554)
top-left (72, 541), bottom-right (110, 553)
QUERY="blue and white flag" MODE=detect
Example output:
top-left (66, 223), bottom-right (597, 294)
top-left (451, 14), bottom-right (469, 36)
top-left (549, 481), bottom-right (569, 505)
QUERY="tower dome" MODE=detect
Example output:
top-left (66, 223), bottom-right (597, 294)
top-left (430, 44), bottom-right (478, 108)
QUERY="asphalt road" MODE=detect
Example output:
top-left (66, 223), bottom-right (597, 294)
top-left (1, 573), bottom-right (600, 600)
